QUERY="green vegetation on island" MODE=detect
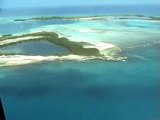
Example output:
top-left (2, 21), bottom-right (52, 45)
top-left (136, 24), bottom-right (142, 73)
top-left (13, 15), bottom-right (160, 22)
top-left (0, 32), bottom-right (100, 56)
top-left (14, 16), bottom-right (78, 21)
top-left (149, 16), bottom-right (160, 20)
top-left (14, 15), bottom-right (106, 22)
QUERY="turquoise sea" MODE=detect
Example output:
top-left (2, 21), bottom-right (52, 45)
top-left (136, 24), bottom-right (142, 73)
top-left (0, 5), bottom-right (160, 120)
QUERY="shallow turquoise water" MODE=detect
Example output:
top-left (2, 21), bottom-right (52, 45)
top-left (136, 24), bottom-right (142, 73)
top-left (0, 6), bottom-right (160, 120)
top-left (0, 19), bottom-right (76, 35)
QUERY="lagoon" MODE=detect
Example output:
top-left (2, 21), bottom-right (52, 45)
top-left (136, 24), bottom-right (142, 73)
top-left (0, 40), bottom-right (70, 56)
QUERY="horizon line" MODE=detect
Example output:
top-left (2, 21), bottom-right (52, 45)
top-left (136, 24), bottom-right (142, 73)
top-left (1, 4), bottom-right (160, 9)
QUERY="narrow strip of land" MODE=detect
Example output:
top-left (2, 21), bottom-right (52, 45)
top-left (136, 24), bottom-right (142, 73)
top-left (0, 31), bottom-right (126, 67)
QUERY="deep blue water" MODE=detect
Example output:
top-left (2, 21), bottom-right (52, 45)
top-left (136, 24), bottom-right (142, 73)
top-left (0, 5), bottom-right (160, 18)
top-left (0, 5), bottom-right (160, 120)
top-left (0, 54), bottom-right (159, 120)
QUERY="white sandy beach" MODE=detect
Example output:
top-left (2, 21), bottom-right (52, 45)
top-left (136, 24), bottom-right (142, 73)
top-left (0, 55), bottom-right (98, 67)
top-left (0, 36), bottom-right (43, 46)
top-left (83, 42), bottom-right (115, 51)
top-left (75, 16), bottom-right (105, 21)
top-left (0, 54), bottom-right (126, 67)
top-left (78, 28), bottom-right (98, 33)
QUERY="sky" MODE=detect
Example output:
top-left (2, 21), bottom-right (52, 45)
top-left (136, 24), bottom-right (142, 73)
top-left (0, 0), bottom-right (160, 8)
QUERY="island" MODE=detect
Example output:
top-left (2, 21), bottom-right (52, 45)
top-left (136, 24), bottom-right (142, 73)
top-left (14, 15), bottom-right (160, 22)
top-left (0, 31), bottom-right (126, 67)
top-left (14, 16), bottom-right (106, 22)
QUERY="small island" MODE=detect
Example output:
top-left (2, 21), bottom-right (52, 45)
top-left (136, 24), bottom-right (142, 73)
top-left (14, 16), bottom-right (106, 22)
top-left (13, 15), bottom-right (160, 22)
top-left (0, 31), bottom-right (126, 67)
top-left (0, 32), bottom-right (100, 56)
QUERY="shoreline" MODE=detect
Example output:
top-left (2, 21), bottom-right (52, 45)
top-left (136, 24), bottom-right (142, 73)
top-left (0, 55), bottom-right (126, 67)
top-left (13, 15), bottom-right (160, 22)
top-left (0, 31), bottom-right (126, 67)
top-left (0, 31), bottom-right (120, 56)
